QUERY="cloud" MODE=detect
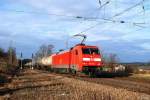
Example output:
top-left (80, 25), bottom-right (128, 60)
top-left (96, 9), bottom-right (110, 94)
top-left (87, 33), bottom-right (112, 41)
top-left (139, 43), bottom-right (150, 50)
top-left (0, 30), bottom-right (12, 38)
top-left (0, 0), bottom-right (150, 61)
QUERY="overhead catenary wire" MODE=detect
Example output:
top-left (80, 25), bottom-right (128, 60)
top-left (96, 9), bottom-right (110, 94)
top-left (2, 9), bottom-right (79, 18)
top-left (75, 17), bottom-right (147, 35)
top-left (75, 0), bottom-right (148, 34)
top-left (2, 0), bottom-right (147, 20)
top-left (2, 0), bottom-right (145, 24)
top-left (88, 0), bottom-right (147, 22)
top-left (2, 1), bottom-right (148, 49)
top-left (99, 0), bottom-right (110, 9)
top-left (142, 0), bottom-right (145, 13)
top-left (66, 22), bottom-right (104, 48)
top-left (98, 0), bottom-right (101, 7)
top-left (2, 0), bottom-right (148, 31)
top-left (142, 0), bottom-right (146, 23)
top-left (3, 8), bottom-right (144, 26)
top-left (2, 9), bottom-right (110, 21)
top-left (112, 0), bottom-right (145, 18)
top-left (96, 0), bottom-right (111, 18)
top-left (77, 0), bottom-right (148, 30)
top-left (78, 22), bottom-right (104, 34)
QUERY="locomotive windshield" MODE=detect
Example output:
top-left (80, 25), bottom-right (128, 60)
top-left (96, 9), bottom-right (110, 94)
top-left (82, 48), bottom-right (100, 54)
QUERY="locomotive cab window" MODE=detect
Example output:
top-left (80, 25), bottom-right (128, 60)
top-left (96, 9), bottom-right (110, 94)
top-left (82, 48), bottom-right (100, 54)
top-left (82, 48), bottom-right (90, 54)
top-left (91, 48), bottom-right (100, 54)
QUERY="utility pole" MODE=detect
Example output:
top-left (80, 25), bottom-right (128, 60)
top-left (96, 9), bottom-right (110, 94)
top-left (8, 40), bottom-right (13, 66)
top-left (9, 47), bottom-right (13, 65)
top-left (20, 52), bottom-right (23, 69)
top-left (31, 53), bottom-right (34, 70)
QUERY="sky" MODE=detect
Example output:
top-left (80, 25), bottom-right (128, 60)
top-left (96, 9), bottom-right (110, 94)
top-left (0, 0), bottom-right (150, 62)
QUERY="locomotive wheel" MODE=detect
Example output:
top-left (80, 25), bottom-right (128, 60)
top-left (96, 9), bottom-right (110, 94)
top-left (88, 71), bottom-right (97, 78)
top-left (70, 69), bottom-right (76, 75)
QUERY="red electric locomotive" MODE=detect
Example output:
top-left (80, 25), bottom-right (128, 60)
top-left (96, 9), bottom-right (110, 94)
top-left (51, 44), bottom-right (103, 75)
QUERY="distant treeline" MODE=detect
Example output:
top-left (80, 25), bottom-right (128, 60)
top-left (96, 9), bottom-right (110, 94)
top-left (0, 47), bottom-right (18, 70)
top-left (18, 59), bottom-right (32, 68)
top-left (120, 62), bottom-right (150, 67)
top-left (0, 47), bottom-right (19, 84)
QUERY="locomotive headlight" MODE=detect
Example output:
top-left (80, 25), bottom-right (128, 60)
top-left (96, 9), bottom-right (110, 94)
top-left (94, 58), bottom-right (101, 61)
top-left (83, 58), bottom-right (90, 61)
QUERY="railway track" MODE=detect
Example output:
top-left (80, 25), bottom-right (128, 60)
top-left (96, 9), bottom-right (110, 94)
top-left (1, 69), bottom-right (150, 100)
top-left (52, 73), bottom-right (150, 95)
top-left (77, 77), bottom-right (150, 94)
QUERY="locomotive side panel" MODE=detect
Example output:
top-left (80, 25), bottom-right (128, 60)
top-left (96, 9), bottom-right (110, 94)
top-left (52, 51), bottom-right (70, 69)
top-left (70, 47), bottom-right (82, 71)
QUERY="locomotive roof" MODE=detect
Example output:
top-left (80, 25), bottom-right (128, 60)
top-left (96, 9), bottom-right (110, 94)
top-left (75, 44), bottom-right (98, 48)
top-left (55, 44), bottom-right (99, 55)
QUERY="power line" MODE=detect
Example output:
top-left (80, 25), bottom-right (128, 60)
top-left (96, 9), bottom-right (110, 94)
top-left (82, 0), bottom-right (111, 19)
top-left (83, 0), bottom-right (146, 23)
top-left (2, 0), bottom-right (148, 31)
top-left (112, 0), bottom-right (144, 18)
top-left (1, 9), bottom-right (135, 24)
top-left (3, 9), bottom-right (78, 18)
top-left (96, 0), bottom-right (111, 18)
top-left (99, 0), bottom-right (110, 9)
top-left (142, 0), bottom-right (145, 13)
top-left (142, 0), bottom-right (146, 23)
top-left (74, 17), bottom-right (148, 35)
top-left (75, 0), bottom-right (147, 29)
top-left (2, 1), bottom-right (146, 26)
top-left (77, 0), bottom-right (148, 33)
top-left (78, 22), bottom-right (103, 34)
top-left (98, 0), bottom-right (101, 7)
top-left (77, 16), bottom-right (148, 31)
top-left (2, 9), bottom-right (112, 22)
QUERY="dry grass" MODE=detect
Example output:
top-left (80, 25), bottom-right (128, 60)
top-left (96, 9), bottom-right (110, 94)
top-left (1, 69), bottom-right (150, 100)
top-left (58, 76), bottom-right (150, 100)
top-left (131, 74), bottom-right (150, 79)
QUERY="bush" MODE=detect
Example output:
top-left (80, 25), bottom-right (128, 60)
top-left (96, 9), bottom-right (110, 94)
top-left (6, 65), bottom-right (20, 76)
top-left (0, 74), bottom-right (10, 84)
top-left (125, 66), bottom-right (138, 73)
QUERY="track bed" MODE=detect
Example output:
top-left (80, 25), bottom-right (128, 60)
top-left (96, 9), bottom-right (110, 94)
top-left (76, 77), bottom-right (150, 94)
top-left (0, 69), bottom-right (150, 100)
top-left (52, 73), bottom-right (150, 95)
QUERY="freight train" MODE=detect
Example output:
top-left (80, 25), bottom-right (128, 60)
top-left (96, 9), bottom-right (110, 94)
top-left (28, 34), bottom-right (126, 76)
top-left (36, 43), bottom-right (103, 76)
top-left (32, 34), bottom-right (103, 76)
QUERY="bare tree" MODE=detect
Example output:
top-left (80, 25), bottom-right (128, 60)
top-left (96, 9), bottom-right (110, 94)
top-left (103, 53), bottom-right (119, 70)
top-left (34, 44), bottom-right (54, 60)
top-left (7, 47), bottom-right (17, 66)
top-left (109, 53), bottom-right (118, 68)
top-left (0, 48), bottom-right (5, 57)
top-left (47, 44), bottom-right (54, 55)
top-left (0, 47), bottom-right (18, 75)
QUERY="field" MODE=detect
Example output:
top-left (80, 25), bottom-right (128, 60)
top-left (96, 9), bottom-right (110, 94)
top-left (0, 69), bottom-right (150, 100)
